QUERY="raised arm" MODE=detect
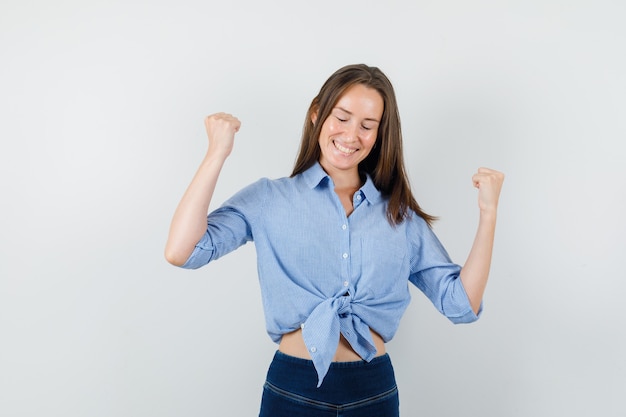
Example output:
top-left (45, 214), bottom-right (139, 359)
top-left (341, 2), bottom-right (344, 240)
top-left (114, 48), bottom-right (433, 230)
top-left (459, 167), bottom-right (505, 314)
top-left (164, 113), bottom-right (241, 266)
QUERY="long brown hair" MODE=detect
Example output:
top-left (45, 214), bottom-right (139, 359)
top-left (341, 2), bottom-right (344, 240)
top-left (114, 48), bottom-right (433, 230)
top-left (291, 64), bottom-right (436, 226)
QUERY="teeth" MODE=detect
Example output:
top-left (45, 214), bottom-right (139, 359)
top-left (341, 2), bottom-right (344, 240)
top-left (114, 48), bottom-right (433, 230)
top-left (334, 141), bottom-right (356, 154)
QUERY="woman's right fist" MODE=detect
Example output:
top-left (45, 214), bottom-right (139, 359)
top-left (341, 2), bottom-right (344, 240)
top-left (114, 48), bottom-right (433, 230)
top-left (204, 112), bottom-right (241, 158)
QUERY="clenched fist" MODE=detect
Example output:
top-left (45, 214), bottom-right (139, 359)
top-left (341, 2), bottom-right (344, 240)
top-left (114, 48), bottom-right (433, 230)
top-left (204, 112), bottom-right (241, 159)
top-left (472, 167), bottom-right (505, 213)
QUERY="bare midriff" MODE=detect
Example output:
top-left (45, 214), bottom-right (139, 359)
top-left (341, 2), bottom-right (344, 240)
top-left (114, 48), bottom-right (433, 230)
top-left (278, 328), bottom-right (386, 362)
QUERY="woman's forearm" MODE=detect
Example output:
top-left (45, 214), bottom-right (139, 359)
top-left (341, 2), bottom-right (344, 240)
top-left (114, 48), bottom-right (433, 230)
top-left (460, 210), bottom-right (497, 314)
top-left (164, 152), bottom-right (227, 266)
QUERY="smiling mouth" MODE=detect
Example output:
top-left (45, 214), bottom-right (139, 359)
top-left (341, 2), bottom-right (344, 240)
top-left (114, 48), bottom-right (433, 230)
top-left (333, 140), bottom-right (357, 155)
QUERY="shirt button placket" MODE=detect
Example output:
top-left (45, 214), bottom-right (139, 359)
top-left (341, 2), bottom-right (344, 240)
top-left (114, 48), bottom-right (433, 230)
top-left (354, 192), bottom-right (362, 208)
top-left (340, 220), bottom-right (350, 290)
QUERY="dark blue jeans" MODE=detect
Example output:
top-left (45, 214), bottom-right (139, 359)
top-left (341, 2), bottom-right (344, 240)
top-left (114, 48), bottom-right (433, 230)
top-left (259, 351), bottom-right (399, 417)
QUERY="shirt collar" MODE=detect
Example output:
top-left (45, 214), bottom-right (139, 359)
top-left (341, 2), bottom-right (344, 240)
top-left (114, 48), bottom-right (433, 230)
top-left (360, 173), bottom-right (383, 204)
top-left (301, 162), bottom-right (383, 204)
top-left (302, 162), bottom-right (330, 189)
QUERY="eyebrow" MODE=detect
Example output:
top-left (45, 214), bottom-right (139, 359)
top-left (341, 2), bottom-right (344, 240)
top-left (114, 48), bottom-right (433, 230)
top-left (334, 106), bottom-right (381, 123)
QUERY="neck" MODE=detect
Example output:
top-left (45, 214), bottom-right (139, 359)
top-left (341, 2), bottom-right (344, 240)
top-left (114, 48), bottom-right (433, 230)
top-left (324, 167), bottom-right (362, 190)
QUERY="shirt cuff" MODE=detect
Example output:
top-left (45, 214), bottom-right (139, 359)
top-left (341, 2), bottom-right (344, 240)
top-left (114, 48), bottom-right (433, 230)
top-left (180, 233), bottom-right (215, 269)
top-left (448, 301), bottom-right (482, 324)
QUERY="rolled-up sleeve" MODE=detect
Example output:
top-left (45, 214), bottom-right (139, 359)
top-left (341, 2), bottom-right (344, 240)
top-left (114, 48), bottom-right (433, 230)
top-left (407, 217), bottom-right (482, 324)
top-left (180, 179), bottom-right (267, 269)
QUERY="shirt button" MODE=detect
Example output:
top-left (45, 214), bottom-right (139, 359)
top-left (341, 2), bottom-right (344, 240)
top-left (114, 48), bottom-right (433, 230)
top-left (342, 253), bottom-right (348, 259)
top-left (342, 224), bottom-right (347, 230)
top-left (343, 281), bottom-right (349, 287)
top-left (300, 323), bottom-right (305, 329)
top-left (310, 347), bottom-right (317, 353)
top-left (356, 194), bottom-right (362, 200)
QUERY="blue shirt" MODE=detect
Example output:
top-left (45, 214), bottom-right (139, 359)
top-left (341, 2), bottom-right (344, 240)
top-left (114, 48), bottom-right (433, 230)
top-left (181, 162), bottom-right (480, 386)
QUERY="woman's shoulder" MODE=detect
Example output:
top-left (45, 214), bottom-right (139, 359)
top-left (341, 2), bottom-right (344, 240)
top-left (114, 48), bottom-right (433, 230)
top-left (256, 173), bottom-right (299, 188)
top-left (235, 173), bottom-right (303, 197)
top-left (402, 209), bottom-right (433, 232)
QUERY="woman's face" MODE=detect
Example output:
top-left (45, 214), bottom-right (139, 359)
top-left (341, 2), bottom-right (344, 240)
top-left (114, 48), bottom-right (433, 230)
top-left (315, 84), bottom-right (384, 180)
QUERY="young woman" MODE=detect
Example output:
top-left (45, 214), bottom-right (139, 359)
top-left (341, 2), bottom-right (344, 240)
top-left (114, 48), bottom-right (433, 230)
top-left (165, 64), bottom-right (504, 416)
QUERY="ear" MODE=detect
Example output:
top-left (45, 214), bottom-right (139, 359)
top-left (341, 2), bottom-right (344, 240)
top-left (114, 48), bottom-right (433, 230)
top-left (311, 110), bottom-right (318, 126)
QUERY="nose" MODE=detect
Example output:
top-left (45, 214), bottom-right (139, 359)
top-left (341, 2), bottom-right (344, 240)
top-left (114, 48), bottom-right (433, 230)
top-left (345, 121), bottom-right (359, 142)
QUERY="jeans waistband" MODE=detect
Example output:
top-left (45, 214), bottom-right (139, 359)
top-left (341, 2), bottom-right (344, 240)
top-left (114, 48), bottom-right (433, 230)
top-left (273, 349), bottom-right (392, 368)
top-left (265, 350), bottom-right (397, 402)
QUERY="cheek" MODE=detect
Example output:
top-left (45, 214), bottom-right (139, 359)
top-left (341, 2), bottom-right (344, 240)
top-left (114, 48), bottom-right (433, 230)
top-left (364, 130), bottom-right (378, 146)
top-left (326, 120), bottom-right (341, 134)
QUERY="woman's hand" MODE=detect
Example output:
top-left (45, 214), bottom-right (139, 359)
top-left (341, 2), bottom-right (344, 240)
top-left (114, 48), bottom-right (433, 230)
top-left (472, 167), bottom-right (505, 214)
top-left (204, 112), bottom-right (241, 159)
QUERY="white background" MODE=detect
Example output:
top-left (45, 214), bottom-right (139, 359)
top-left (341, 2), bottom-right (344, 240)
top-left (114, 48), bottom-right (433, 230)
top-left (1, 1), bottom-right (624, 416)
